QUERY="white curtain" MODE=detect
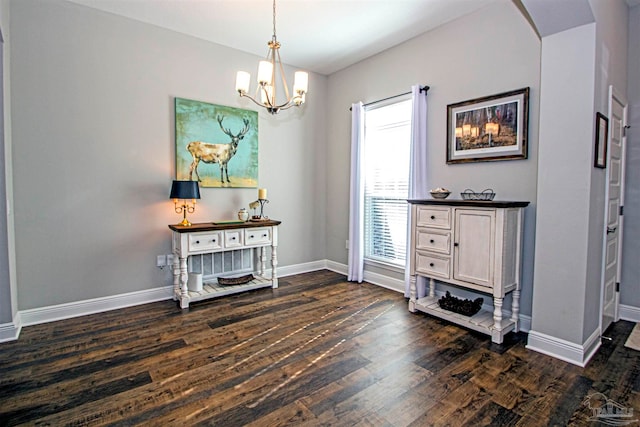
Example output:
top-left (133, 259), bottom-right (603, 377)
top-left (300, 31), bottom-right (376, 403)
top-left (347, 102), bottom-right (365, 282)
top-left (404, 85), bottom-right (429, 297)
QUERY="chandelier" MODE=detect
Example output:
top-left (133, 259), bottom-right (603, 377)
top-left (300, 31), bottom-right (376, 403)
top-left (235, 0), bottom-right (308, 115)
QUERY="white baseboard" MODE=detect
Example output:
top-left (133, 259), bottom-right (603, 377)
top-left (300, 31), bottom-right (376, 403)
top-left (20, 286), bottom-right (174, 328)
top-left (278, 260), bottom-right (328, 278)
top-left (619, 304), bottom-right (640, 322)
top-left (364, 270), bottom-right (404, 293)
top-left (325, 259), bottom-right (347, 276)
top-left (0, 311), bottom-right (21, 343)
top-left (526, 327), bottom-right (601, 367)
top-left (5, 260), bottom-right (534, 343)
top-left (8, 260), bottom-right (335, 340)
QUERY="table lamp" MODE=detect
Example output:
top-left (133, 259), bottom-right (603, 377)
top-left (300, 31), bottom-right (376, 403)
top-left (170, 180), bottom-right (200, 226)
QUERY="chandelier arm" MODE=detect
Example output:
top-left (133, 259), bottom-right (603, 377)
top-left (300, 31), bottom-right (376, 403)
top-left (275, 49), bottom-right (292, 103)
top-left (239, 92), bottom-right (272, 109)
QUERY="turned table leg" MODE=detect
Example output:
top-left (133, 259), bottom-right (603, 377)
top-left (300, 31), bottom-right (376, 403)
top-left (271, 244), bottom-right (278, 288)
top-left (510, 289), bottom-right (521, 332)
top-left (179, 256), bottom-right (189, 309)
top-left (260, 247), bottom-right (267, 277)
top-left (408, 275), bottom-right (417, 312)
top-left (429, 277), bottom-right (436, 299)
top-left (172, 254), bottom-right (180, 301)
top-left (492, 296), bottom-right (504, 344)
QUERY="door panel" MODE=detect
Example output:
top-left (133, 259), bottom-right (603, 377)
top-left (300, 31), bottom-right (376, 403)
top-left (453, 209), bottom-right (494, 288)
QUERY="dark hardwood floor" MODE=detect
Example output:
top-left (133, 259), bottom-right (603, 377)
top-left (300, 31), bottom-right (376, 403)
top-left (0, 270), bottom-right (638, 426)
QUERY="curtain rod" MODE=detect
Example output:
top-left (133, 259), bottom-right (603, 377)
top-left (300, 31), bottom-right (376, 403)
top-left (349, 85), bottom-right (429, 111)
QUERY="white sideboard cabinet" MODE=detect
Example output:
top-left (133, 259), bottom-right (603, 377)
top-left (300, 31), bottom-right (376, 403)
top-left (169, 220), bottom-right (280, 309)
top-left (408, 199), bottom-right (529, 343)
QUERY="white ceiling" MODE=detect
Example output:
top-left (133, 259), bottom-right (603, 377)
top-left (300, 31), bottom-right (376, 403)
top-left (65, 0), bottom-right (496, 75)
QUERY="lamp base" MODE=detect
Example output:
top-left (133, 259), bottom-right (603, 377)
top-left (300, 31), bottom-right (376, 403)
top-left (179, 218), bottom-right (192, 227)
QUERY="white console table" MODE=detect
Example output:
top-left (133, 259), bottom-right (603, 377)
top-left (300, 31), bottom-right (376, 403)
top-left (408, 199), bottom-right (529, 344)
top-left (169, 220), bottom-right (280, 309)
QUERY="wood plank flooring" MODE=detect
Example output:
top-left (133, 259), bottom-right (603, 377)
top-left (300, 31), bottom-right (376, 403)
top-left (0, 270), bottom-right (638, 426)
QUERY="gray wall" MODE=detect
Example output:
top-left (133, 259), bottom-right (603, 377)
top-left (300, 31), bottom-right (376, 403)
top-left (325, 1), bottom-right (540, 317)
top-left (531, 0), bottom-right (629, 345)
top-left (532, 23), bottom-right (596, 343)
top-left (10, 0), bottom-right (327, 309)
top-left (621, 3), bottom-right (640, 308)
top-left (0, 0), bottom-right (15, 326)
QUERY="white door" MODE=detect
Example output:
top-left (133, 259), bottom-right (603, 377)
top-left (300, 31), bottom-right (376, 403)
top-left (601, 86), bottom-right (627, 333)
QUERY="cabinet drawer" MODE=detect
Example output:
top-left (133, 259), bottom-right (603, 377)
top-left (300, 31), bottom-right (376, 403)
top-left (415, 251), bottom-right (450, 279)
top-left (189, 232), bottom-right (222, 252)
top-left (415, 229), bottom-right (450, 254)
top-left (224, 230), bottom-right (243, 248)
top-left (245, 227), bottom-right (272, 246)
top-left (416, 207), bottom-right (451, 229)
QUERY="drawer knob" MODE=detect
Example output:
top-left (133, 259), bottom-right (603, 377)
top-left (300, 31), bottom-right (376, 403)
top-left (430, 239), bottom-right (435, 244)
top-left (196, 240), bottom-right (200, 244)
top-left (250, 235), bottom-right (254, 238)
top-left (263, 234), bottom-right (268, 237)
top-left (430, 215), bottom-right (435, 220)
top-left (232, 237), bottom-right (236, 240)
top-left (212, 239), bottom-right (216, 243)
top-left (454, 242), bottom-right (459, 247)
top-left (429, 263), bottom-right (435, 267)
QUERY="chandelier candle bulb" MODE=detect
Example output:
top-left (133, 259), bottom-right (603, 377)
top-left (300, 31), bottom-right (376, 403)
top-left (235, 71), bottom-right (250, 93)
top-left (293, 71), bottom-right (308, 94)
top-left (257, 61), bottom-right (273, 85)
top-left (258, 188), bottom-right (267, 200)
top-left (261, 85), bottom-right (273, 105)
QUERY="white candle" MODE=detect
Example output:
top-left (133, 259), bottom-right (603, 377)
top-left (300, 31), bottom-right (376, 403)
top-left (258, 188), bottom-right (267, 200)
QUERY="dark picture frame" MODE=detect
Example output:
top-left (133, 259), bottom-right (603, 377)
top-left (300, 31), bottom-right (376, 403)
top-left (594, 112), bottom-right (609, 169)
top-left (446, 87), bottom-right (529, 164)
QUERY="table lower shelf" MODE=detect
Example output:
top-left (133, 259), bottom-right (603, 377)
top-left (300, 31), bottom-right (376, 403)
top-left (413, 296), bottom-right (516, 343)
top-left (175, 275), bottom-right (274, 307)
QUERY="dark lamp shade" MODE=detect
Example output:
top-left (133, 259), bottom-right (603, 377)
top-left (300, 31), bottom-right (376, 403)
top-left (170, 180), bottom-right (200, 200)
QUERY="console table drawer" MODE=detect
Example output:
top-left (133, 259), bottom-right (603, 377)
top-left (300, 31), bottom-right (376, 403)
top-left (415, 251), bottom-right (450, 279)
top-left (224, 230), bottom-right (243, 248)
top-left (189, 232), bottom-right (222, 252)
top-left (415, 229), bottom-right (450, 254)
top-left (245, 227), bottom-right (272, 246)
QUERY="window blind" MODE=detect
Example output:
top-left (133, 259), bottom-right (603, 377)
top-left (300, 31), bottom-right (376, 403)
top-left (363, 99), bottom-right (411, 266)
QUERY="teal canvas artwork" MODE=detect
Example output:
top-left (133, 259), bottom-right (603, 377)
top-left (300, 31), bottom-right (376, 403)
top-left (175, 97), bottom-right (258, 188)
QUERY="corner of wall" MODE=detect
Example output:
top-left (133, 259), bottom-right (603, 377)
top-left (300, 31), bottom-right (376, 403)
top-left (526, 326), bottom-right (601, 366)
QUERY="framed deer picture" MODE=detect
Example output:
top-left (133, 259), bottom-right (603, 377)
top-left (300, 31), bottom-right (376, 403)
top-left (175, 97), bottom-right (258, 188)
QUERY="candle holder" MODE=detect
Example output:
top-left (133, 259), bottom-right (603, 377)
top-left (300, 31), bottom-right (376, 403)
top-left (250, 198), bottom-right (269, 221)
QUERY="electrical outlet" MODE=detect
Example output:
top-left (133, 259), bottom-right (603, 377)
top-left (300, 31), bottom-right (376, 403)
top-left (156, 255), bottom-right (166, 267)
top-left (166, 254), bottom-right (174, 267)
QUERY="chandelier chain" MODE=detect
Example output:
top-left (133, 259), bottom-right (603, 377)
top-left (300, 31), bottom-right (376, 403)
top-left (272, 0), bottom-right (277, 40)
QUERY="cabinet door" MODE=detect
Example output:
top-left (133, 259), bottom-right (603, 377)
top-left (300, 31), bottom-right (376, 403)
top-left (453, 209), bottom-right (495, 288)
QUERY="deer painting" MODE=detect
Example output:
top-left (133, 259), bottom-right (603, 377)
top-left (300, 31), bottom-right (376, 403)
top-left (187, 115), bottom-right (250, 184)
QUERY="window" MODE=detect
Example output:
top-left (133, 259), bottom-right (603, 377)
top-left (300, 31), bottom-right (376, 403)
top-left (363, 98), bottom-right (412, 267)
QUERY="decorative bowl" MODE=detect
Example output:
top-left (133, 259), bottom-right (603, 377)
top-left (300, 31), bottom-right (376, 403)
top-left (430, 187), bottom-right (451, 199)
